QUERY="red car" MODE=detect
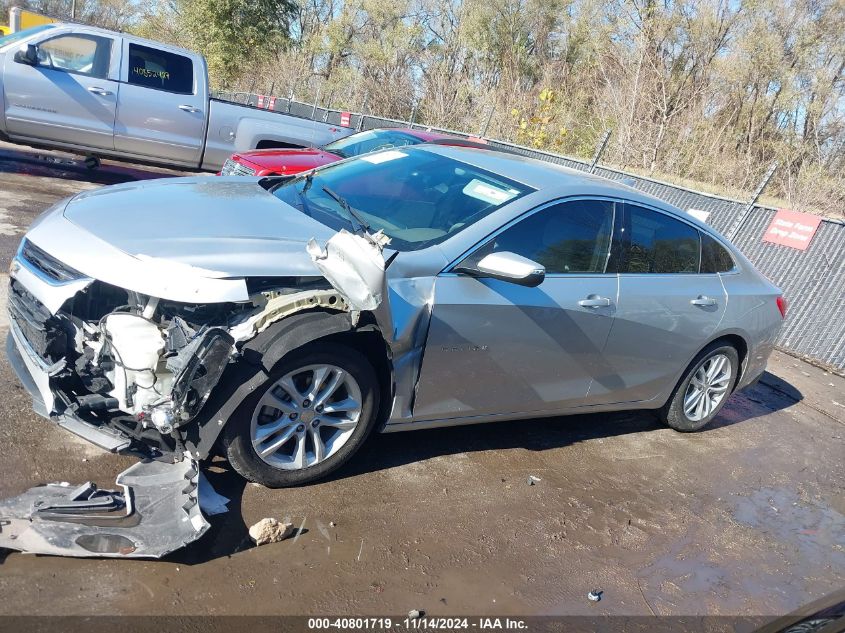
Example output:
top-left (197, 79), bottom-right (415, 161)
top-left (219, 128), bottom-right (458, 177)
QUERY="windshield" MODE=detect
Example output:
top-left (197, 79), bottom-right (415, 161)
top-left (270, 147), bottom-right (533, 251)
top-left (322, 129), bottom-right (424, 159)
top-left (0, 24), bottom-right (55, 49)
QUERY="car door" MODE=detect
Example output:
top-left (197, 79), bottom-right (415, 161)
top-left (2, 31), bottom-right (118, 149)
top-left (114, 41), bottom-right (206, 165)
top-left (591, 202), bottom-right (728, 405)
top-left (412, 198), bottom-right (620, 421)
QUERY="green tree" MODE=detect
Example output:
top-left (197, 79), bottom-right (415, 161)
top-left (136, 0), bottom-right (297, 86)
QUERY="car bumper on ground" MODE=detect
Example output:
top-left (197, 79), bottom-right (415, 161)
top-left (3, 321), bottom-right (212, 559)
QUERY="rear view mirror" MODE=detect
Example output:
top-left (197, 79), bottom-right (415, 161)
top-left (14, 44), bottom-right (39, 66)
top-left (461, 251), bottom-right (545, 287)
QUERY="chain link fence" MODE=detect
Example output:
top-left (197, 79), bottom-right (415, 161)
top-left (215, 92), bottom-right (845, 372)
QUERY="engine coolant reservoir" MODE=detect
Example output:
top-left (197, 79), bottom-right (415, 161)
top-left (103, 313), bottom-right (167, 413)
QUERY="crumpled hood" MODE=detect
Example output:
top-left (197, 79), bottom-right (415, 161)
top-left (62, 177), bottom-right (335, 278)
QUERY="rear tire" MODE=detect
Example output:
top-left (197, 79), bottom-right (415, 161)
top-left (660, 342), bottom-right (739, 432)
top-left (222, 343), bottom-right (379, 487)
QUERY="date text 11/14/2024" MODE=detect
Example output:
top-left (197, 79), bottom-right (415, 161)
top-left (307, 617), bottom-right (529, 630)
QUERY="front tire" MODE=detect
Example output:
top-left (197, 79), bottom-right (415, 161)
top-left (222, 343), bottom-right (379, 487)
top-left (660, 342), bottom-right (739, 432)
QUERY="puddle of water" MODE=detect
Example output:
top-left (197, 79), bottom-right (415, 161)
top-left (732, 487), bottom-right (845, 562)
top-left (634, 488), bottom-right (845, 614)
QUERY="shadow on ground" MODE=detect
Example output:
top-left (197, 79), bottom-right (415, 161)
top-left (171, 374), bottom-right (801, 565)
top-left (0, 146), bottom-right (187, 185)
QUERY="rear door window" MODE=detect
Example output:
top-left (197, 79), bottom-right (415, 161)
top-left (127, 43), bottom-right (194, 94)
top-left (39, 34), bottom-right (112, 79)
top-left (623, 204), bottom-right (700, 273)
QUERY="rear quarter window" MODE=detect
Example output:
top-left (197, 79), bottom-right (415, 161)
top-left (127, 43), bottom-right (194, 94)
top-left (700, 232), bottom-right (736, 273)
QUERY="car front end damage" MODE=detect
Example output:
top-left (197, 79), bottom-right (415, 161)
top-left (0, 188), bottom-right (401, 558)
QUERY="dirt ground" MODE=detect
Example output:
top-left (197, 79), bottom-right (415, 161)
top-left (0, 141), bottom-right (842, 618)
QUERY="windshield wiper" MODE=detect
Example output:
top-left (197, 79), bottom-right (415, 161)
top-left (301, 170), bottom-right (314, 194)
top-left (285, 171), bottom-right (314, 215)
top-left (322, 185), bottom-right (372, 235)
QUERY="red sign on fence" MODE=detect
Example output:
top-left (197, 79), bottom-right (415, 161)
top-left (762, 209), bottom-right (822, 250)
top-left (340, 111), bottom-right (351, 127)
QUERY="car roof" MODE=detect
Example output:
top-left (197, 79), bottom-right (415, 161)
top-left (416, 144), bottom-right (711, 232)
top-left (418, 144), bottom-right (626, 190)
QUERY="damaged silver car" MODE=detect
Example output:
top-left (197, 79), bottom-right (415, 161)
top-left (4, 145), bottom-right (784, 554)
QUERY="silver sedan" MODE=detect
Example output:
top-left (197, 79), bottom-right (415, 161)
top-left (7, 145), bottom-right (785, 487)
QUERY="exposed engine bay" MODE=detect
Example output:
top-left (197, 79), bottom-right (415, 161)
top-left (8, 273), bottom-right (351, 460)
top-left (1, 228), bottom-right (392, 558)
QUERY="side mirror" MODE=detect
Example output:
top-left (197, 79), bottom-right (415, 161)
top-left (14, 44), bottom-right (39, 66)
top-left (460, 251), bottom-right (545, 287)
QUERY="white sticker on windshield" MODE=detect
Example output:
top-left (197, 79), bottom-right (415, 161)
top-left (361, 150), bottom-right (407, 164)
top-left (462, 179), bottom-right (517, 205)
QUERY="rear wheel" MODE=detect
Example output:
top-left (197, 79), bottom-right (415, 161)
top-left (223, 343), bottom-right (379, 487)
top-left (660, 342), bottom-right (739, 432)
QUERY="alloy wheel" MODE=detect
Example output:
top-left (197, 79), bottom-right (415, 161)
top-left (250, 363), bottom-right (362, 470)
top-left (683, 353), bottom-right (732, 422)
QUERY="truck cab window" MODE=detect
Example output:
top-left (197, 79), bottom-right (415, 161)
top-left (39, 34), bottom-right (112, 79)
top-left (127, 43), bottom-right (193, 94)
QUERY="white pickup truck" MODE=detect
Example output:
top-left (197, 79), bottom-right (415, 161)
top-left (0, 23), bottom-right (355, 170)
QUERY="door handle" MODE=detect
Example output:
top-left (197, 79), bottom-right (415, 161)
top-left (690, 295), bottom-right (717, 306)
top-left (178, 104), bottom-right (201, 113)
top-left (578, 295), bottom-right (612, 308)
top-left (87, 86), bottom-right (112, 96)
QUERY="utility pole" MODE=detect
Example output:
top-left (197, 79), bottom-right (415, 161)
top-left (479, 106), bottom-right (494, 137)
top-left (725, 162), bottom-right (778, 240)
top-left (356, 92), bottom-right (369, 132)
top-left (590, 129), bottom-right (612, 173)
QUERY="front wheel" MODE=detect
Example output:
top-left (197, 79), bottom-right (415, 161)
top-left (222, 343), bottom-right (379, 487)
top-left (660, 343), bottom-right (739, 432)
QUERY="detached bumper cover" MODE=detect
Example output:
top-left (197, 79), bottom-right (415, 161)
top-left (0, 459), bottom-right (209, 558)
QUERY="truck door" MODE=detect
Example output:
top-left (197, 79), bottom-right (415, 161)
top-left (114, 41), bottom-right (206, 166)
top-left (2, 31), bottom-right (118, 149)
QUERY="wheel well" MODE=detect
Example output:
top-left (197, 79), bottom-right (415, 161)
top-left (709, 334), bottom-right (748, 387)
top-left (255, 140), bottom-right (302, 150)
top-left (321, 331), bottom-right (394, 430)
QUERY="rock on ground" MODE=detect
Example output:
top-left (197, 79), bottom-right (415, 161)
top-left (249, 518), bottom-right (295, 546)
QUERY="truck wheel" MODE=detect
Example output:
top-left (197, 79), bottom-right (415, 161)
top-left (222, 343), bottom-right (379, 487)
top-left (84, 155), bottom-right (101, 170)
top-left (660, 342), bottom-right (739, 432)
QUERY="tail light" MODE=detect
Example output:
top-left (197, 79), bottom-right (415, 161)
top-left (776, 295), bottom-right (787, 319)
